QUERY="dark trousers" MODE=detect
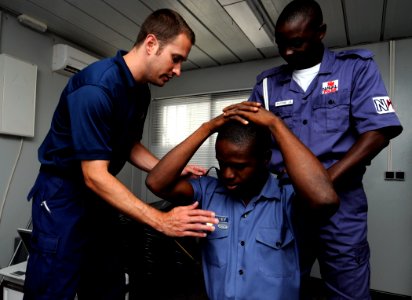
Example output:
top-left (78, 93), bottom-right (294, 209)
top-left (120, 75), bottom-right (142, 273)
top-left (24, 171), bottom-right (125, 300)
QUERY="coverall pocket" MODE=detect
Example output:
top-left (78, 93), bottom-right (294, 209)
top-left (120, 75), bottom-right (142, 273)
top-left (270, 103), bottom-right (294, 129)
top-left (256, 227), bottom-right (297, 277)
top-left (313, 89), bottom-right (350, 133)
top-left (26, 232), bottom-right (59, 294)
top-left (204, 229), bottom-right (229, 267)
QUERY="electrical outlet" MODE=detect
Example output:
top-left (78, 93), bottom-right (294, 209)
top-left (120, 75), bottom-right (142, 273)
top-left (395, 171), bottom-right (405, 181)
top-left (385, 171), bottom-right (405, 181)
top-left (385, 171), bottom-right (395, 180)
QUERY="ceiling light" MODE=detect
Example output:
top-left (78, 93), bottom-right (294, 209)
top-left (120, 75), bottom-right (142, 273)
top-left (220, 0), bottom-right (274, 48)
top-left (17, 14), bottom-right (47, 33)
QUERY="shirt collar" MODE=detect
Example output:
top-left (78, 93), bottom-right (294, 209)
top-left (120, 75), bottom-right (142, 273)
top-left (114, 50), bottom-right (138, 89)
top-left (318, 47), bottom-right (335, 75)
top-left (214, 173), bottom-right (282, 202)
top-left (277, 47), bottom-right (335, 82)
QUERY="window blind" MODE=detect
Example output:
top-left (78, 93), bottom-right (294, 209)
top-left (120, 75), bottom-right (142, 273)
top-left (150, 90), bottom-right (252, 169)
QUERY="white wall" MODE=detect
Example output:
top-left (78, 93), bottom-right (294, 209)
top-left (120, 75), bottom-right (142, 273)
top-left (149, 41), bottom-right (412, 296)
top-left (0, 11), bottom-right (63, 268)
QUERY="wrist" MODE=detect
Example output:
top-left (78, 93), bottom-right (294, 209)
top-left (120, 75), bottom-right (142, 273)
top-left (143, 204), bottom-right (165, 233)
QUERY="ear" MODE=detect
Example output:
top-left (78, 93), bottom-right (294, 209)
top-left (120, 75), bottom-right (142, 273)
top-left (318, 23), bottom-right (327, 40)
top-left (145, 34), bottom-right (159, 55)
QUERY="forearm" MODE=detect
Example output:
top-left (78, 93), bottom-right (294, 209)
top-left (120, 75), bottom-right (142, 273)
top-left (129, 142), bottom-right (159, 172)
top-left (146, 122), bottom-right (214, 195)
top-left (82, 162), bottom-right (164, 230)
top-left (269, 118), bottom-right (337, 210)
top-left (328, 130), bottom-right (390, 184)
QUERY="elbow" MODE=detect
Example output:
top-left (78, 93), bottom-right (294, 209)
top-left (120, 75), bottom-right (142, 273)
top-left (82, 169), bottom-right (99, 192)
top-left (145, 176), bottom-right (157, 194)
top-left (145, 175), bottom-right (163, 197)
top-left (310, 190), bottom-right (340, 219)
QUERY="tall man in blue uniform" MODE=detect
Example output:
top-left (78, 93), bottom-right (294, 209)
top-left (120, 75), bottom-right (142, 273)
top-left (146, 107), bottom-right (339, 300)
top-left (24, 9), bottom-right (218, 300)
top-left (240, 0), bottom-right (403, 299)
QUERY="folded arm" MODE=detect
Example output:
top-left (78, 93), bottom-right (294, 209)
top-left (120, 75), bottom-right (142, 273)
top-left (328, 128), bottom-right (398, 188)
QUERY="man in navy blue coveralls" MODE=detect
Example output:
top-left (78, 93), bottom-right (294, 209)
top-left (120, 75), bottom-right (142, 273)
top-left (243, 1), bottom-right (403, 299)
top-left (24, 9), bottom-right (218, 300)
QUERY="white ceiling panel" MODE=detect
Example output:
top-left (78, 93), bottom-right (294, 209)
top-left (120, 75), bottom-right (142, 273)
top-left (66, 0), bottom-right (140, 42)
top-left (345, 0), bottom-right (384, 45)
top-left (384, 0), bottom-right (412, 41)
top-left (186, 46), bottom-right (219, 69)
top-left (261, 0), bottom-right (291, 27)
top-left (318, 0), bottom-right (347, 48)
top-left (180, 0), bottom-right (263, 61)
top-left (0, 0), bottom-right (119, 57)
top-left (31, 0), bottom-right (133, 49)
top-left (0, 0), bottom-right (411, 69)
top-left (141, 0), bottom-right (239, 65)
top-left (103, 0), bottom-right (152, 27)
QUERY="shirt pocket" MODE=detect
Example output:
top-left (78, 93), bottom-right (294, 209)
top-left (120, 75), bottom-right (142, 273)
top-left (256, 227), bottom-right (297, 278)
top-left (312, 89), bottom-right (350, 133)
top-left (204, 228), bottom-right (229, 268)
top-left (270, 102), bottom-right (294, 129)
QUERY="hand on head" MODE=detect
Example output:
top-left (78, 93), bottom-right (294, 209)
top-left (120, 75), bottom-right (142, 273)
top-left (222, 101), bottom-right (278, 128)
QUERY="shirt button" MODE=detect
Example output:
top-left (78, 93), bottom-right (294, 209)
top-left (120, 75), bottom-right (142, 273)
top-left (239, 269), bottom-right (244, 275)
top-left (328, 99), bottom-right (335, 105)
top-left (240, 241), bottom-right (245, 246)
top-left (302, 119), bottom-right (308, 125)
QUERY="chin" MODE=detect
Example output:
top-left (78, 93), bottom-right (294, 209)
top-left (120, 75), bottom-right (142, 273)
top-left (152, 81), bottom-right (165, 87)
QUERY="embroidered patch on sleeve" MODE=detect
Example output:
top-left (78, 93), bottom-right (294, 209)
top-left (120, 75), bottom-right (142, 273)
top-left (372, 96), bottom-right (396, 114)
top-left (322, 80), bottom-right (338, 94)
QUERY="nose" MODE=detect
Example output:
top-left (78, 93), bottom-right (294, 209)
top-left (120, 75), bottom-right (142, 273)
top-left (173, 63), bottom-right (182, 77)
top-left (221, 167), bottom-right (235, 180)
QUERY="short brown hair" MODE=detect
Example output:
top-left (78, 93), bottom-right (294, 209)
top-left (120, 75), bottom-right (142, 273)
top-left (135, 9), bottom-right (195, 50)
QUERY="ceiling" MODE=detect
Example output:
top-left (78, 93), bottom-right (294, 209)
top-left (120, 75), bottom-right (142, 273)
top-left (1, 0), bottom-right (412, 71)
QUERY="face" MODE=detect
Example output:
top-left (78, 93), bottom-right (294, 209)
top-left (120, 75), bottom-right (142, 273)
top-left (147, 33), bottom-right (192, 86)
top-left (215, 139), bottom-right (268, 198)
top-left (275, 15), bottom-right (325, 69)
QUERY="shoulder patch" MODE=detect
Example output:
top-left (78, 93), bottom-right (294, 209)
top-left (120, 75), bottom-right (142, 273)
top-left (256, 65), bottom-right (287, 83)
top-left (336, 49), bottom-right (374, 60)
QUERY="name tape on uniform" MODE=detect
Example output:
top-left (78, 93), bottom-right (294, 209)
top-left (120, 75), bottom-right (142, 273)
top-left (275, 99), bottom-right (293, 107)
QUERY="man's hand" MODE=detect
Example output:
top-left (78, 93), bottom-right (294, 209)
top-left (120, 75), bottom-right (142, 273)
top-left (222, 101), bottom-right (261, 124)
top-left (181, 164), bottom-right (207, 178)
top-left (158, 202), bottom-right (218, 237)
top-left (223, 101), bottom-right (278, 128)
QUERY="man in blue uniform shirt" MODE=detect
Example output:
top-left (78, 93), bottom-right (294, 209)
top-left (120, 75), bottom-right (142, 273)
top-left (146, 106), bottom-right (339, 300)
top-left (237, 0), bottom-right (403, 299)
top-left (24, 9), bottom-right (218, 300)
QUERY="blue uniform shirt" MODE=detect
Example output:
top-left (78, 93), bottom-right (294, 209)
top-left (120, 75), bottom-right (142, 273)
top-left (190, 174), bottom-right (299, 300)
top-left (38, 50), bottom-right (150, 176)
top-left (249, 48), bottom-right (402, 175)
